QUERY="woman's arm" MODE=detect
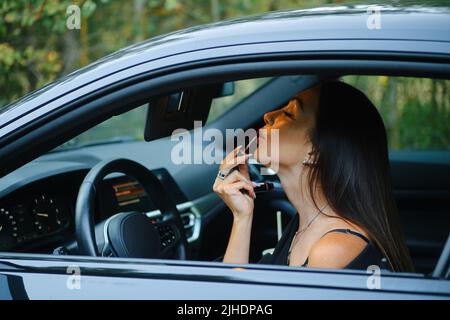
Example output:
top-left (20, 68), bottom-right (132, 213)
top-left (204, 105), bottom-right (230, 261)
top-left (213, 145), bottom-right (255, 264)
top-left (307, 232), bottom-right (368, 268)
top-left (223, 215), bottom-right (253, 264)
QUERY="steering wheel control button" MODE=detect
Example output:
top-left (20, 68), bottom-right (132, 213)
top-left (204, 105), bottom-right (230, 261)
top-left (157, 224), bottom-right (177, 249)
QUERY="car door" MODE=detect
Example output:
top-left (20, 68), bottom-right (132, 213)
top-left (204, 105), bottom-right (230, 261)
top-left (1, 46), bottom-right (450, 298)
top-left (1, 253), bottom-right (450, 299)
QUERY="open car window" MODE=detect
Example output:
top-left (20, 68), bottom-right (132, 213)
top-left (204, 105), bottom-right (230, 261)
top-left (342, 76), bottom-right (450, 151)
top-left (1, 74), bottom-right (449, 282)
top-left (206, 77), bottom-right (272, 124)
top-left (52, 103), bottom-right (149, 152)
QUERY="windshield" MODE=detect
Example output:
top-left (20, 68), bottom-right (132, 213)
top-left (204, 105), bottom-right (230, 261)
top-left (51, 104), bottom-right (148, 152)
top-left (50, 77), bottom-right (273, 152)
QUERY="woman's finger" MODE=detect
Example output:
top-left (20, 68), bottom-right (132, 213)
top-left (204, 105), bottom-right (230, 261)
top-left (223, 181), bottom-right (255, 198)
top-left (238, 162), bottom-right (251, 181)
top-left (214, 168), bottom-right (251, 193)
top-left (222, 169), bottom-right (251, 185)
top-left (220, 153), bottom-right (252, 172)
top-left (221, 145), bottom-right (244, 164)
top-left (225, 145), bottom-right (243, 161)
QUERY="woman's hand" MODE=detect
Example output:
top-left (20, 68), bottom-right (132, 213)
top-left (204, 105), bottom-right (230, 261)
top-left (213, 145), bottom-right (255, 220)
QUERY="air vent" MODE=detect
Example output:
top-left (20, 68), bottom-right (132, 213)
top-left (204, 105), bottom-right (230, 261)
top-left (180, 211), bottom-right (196, 240)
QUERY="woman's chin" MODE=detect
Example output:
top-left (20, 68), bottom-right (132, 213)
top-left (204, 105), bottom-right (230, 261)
top-left (255, 149), bottom-right (272, 167)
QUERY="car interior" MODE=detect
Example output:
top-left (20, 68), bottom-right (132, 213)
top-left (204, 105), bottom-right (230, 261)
top-left (0, 74), bottom-right (449, 277)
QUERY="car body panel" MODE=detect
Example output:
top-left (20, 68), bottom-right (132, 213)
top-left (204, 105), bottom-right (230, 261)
top-left (1, 254), bottom-right (449, 299)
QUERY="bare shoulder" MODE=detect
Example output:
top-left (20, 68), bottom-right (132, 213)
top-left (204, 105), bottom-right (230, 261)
top-left (306, 229), bottom-right (369, 269)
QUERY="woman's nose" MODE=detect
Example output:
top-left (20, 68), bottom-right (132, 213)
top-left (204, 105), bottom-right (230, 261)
top-left (264, 108), bottom-right (283, 126)
top-left (263, 110), bottom-right (275, 126)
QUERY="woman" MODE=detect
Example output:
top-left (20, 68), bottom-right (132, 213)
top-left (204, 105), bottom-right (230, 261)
top-left (213, 80), bottom-right (414, 272)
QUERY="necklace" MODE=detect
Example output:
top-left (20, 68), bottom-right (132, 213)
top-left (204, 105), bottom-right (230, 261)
top-left (287, 203), bottom-right (328, 265)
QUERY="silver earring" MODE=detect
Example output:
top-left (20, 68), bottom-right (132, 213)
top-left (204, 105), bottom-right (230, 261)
top-left (302, 152), bottom-right (314, 166)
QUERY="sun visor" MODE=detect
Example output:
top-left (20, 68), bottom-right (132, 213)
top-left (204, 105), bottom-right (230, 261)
top-left (144, 83), bottom-right (231, 141)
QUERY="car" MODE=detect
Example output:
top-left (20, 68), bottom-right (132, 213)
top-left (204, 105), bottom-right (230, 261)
top-left (0, 3), bottom-right (449, 300)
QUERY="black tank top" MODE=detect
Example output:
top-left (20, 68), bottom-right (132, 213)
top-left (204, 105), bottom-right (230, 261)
top-left (258, 214), bottom-right (388, 270)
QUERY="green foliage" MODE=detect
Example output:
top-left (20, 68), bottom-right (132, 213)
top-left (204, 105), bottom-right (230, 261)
top-left (0, 0), bottom-right (98, 104)
top-left (343, 76), bottom-right (450, 150)
top-left (399, 98), bottom-right (450, 150)
top-left (0, 0), bottom-right (384, 106)
top-left (1, 0), bottom-right (70, 103)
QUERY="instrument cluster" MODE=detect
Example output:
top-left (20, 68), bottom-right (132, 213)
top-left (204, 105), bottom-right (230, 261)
top-left (0, 193), bottom-right (71, 251)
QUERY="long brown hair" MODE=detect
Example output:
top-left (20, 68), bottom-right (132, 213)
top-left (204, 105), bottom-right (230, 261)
top-left (306, 80), bottom-right (414, 272)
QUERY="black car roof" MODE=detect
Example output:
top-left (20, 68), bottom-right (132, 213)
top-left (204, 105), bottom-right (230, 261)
top-left (1, 4), bottom-right (450, 119)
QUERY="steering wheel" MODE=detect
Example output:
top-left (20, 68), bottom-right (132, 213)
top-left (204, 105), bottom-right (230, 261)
top-left (75, 158), bottom-right (189, 260)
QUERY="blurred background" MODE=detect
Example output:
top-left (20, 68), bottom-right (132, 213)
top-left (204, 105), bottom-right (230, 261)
top-left (0, 0), bottom-right (449, 150)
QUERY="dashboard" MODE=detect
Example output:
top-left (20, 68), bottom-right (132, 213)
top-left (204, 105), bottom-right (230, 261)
top-left (0, 167), bottom-right (189, 253)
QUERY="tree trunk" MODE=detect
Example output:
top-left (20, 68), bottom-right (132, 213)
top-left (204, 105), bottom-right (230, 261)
top-left (431, 79), bottom-right (438, 112)
top-left (133, 0), bottom-right (146, 41)
top-left (211, 0), bottom-right (220, 22)
top-left (387, 77), bottom-right (398, 149)
top-left (62, 30), bottom-right (80, 75)
top-left (80, 14), bottom-right (89, 66)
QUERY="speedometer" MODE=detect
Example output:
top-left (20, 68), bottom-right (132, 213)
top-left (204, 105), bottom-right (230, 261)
top-left (31, 194), bottom-right (68, 234)
top-left (0, 207), bottom-right (17, 250)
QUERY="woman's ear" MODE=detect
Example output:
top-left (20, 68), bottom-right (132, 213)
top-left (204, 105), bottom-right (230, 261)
top-left (302, 151), bottom-right (315, 166)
